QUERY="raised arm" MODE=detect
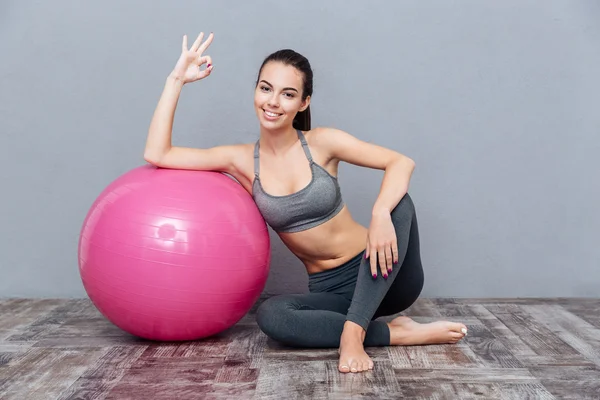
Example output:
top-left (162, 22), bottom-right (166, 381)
top-left (143, 32), bottom-right (240, 173)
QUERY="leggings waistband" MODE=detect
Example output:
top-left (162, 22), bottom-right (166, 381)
top-left (308, 250), bottom-right (365, 294)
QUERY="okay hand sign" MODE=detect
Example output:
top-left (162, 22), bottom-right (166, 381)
top-left (170, 32), bottom-right (214, 84)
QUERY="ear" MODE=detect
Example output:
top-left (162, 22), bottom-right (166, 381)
top-left (299, 95), bottom-right (311, 112)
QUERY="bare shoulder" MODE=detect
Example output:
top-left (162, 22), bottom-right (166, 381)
top-left (303, 127), bottom-right (355, 156)
top-left (302, 126), bottom-right (335, 146)
top-left (304, 127), bottom-right (410, 170)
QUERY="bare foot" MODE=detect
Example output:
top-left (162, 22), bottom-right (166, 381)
top-left (387, 316), bottom-right (468, 345)
top-left (338, 321), bottom-right (374, 373)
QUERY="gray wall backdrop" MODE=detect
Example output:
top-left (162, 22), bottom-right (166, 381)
top-left (1, 1), bottom-right (599, 298)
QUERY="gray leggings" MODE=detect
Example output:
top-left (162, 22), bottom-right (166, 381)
top-left (256, 193), bottom-right (424, 347)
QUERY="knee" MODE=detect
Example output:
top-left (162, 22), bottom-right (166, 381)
top-left (256, 296), bottom-right (293, 341)
top-left (256, 297), bottom-right (278, 333)
top-left (391, 193), bottom-right (415, 220)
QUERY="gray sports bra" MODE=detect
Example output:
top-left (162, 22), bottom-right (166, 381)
top-left (252, 130), bottom-right (345, 233)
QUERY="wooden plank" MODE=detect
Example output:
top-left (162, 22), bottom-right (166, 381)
top-left (0, 299), bottom-right (66, 340)
top-left (529, 366), bottom-right (600, 400)
top-left (495, 383), bottom-right (556, 399)
top-left (431, 298), bottom-right (480, 317)
top-left (42, 316), bottom-right (126, 339)
top-left (401, 298), bottom-right (443, 317)
top-left (404, 344), bottom-right (479, 369)
top-left (105, 383), bottom-right (213, 400)
top-left (56, 346), bottom-right (147, 400)
top-left (0, 340), bottom-right (34, 370)
top-left (401, 316), bottom-right (481, 326)
top-left (101, 357), bottom-right (224, 399)
top-left (254, 361), bottom-right (330, 399)
top-left (393, 367), bottom-right (537, 383)
top-left (214, 360), bottom-right (258, 383)
top-left (263, 345), bottom-right (340, 363)
top-left (554, 302), bottom-right (600, 329)
top-left (522, 304), bottom-right (600, 367)
top-left (432, 298), bottom-right (580, 305)
top-left (399, 382), bottom-right (503, 399)
top-left (326, 359), bottom-right (402, 399)
top-left (6, 300), bottom-right (97, 342)
top-left (205, 382), bottom-right (256, 399)
top-left (400, 382), bottom-right (555, 400)
top-left (0, 348), bottom-right (105, 400)
top-left (118, 358), bottom-right (223, 385)
top-left (139, 337), bottom-right (229, 360)
top-left (0, 299), bottom-right (66, 316)
top-left (263, 343), bottom-right (389, 363)
top-left (387, 346), bottom-right (412, 369)
top-left (224, 325), bottom-right (266, 368)
top-left (469, 304), bottom-right (539, 359)
top-left (463, 320), bottom-right (525, 368)
top-left (484, 304), bottom-right (581, 358)
top-left (34, 336), bottom-right (146, 349)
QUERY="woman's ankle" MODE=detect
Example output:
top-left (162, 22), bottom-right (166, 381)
top-left (342, 320), bottom-right (366, 341)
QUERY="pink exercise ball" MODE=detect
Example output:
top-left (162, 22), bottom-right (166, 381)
top-left (78, 165), bottom-right (271, 341)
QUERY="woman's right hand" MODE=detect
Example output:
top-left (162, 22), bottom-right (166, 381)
top-left (170, 32), bottom-right (214, 84)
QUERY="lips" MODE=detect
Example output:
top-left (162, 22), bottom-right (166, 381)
top-left (263, 109), bottom-right (283, 120)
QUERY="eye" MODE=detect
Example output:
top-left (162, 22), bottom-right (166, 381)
top-left (260, 86), bottom-right (270, 92)
top-left (284, 92), bottom-right (295, 98)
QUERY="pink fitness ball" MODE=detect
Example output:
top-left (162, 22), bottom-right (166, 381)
top-left (78, 165), bottom-right (271, 341)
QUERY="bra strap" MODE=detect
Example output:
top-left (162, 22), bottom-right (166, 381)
top-left (253, 140), bottom-right (260, 177)
top-left (296, 130), bottom-right (313, 162)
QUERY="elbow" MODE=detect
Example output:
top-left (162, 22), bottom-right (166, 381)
top-left (396, 154), bottom-right (415, 171)
top-left (143, 151), bottom-right (162, 166)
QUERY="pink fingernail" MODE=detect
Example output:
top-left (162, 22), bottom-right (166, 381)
top-left (372, 274), bottom-right (377, 279)
top-left (207, 64), bottom-right (212, 68)
top-left (384, 274), bottom-right (388, 279)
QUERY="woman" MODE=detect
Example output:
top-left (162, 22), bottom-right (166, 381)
top-left (144, 32), bottom-right (468, 374)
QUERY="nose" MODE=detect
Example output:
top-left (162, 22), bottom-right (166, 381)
top-left (267, 94), bottom-right (279, 109)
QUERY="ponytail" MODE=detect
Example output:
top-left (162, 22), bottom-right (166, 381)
top-left (293, 105), bottom-right (311, 131)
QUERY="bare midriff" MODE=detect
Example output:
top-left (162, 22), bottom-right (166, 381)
top-left (278, 206), bottom-right (368, 274)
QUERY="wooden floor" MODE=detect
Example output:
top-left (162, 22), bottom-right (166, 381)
top-left (1, 298), bottom-right (599, 400)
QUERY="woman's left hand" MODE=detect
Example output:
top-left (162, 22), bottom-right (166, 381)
top-left (365, 212), bottom-right (398, 279)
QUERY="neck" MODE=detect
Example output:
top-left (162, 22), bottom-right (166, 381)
top-left (259, 125), bottom-right (299, 156)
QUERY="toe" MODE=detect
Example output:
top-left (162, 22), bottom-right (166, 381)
top-left (339, 364), bottom-right (350, 373)
top-left (368, 360), bottom-right (374, 370)
top-left (350, 360), bottom-right (359, 373)
top-left (448, 322), bottom-right (467, 333)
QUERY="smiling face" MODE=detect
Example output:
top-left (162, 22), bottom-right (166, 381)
top-left (254, 61), bottom-right (310, 130)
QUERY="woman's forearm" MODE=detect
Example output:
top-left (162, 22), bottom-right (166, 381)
top-left (144, 75), bottom-right (185, 163)
top-left (372, 156), bottom-right (415, 216)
